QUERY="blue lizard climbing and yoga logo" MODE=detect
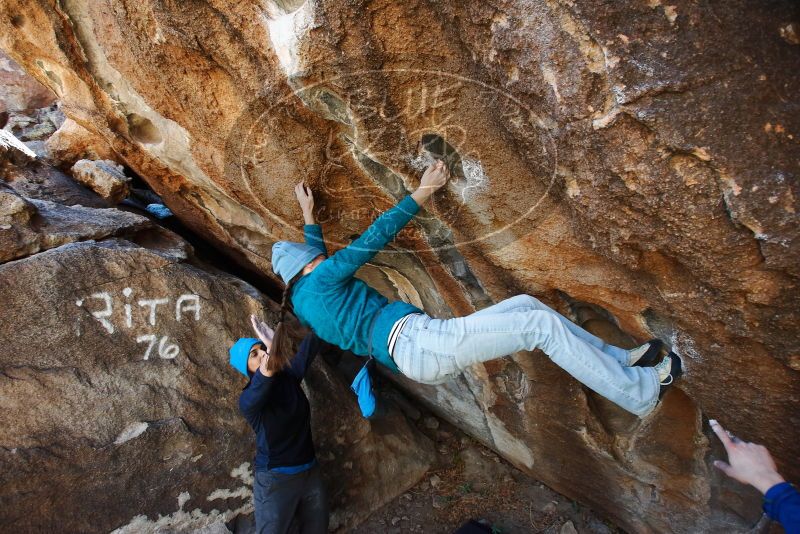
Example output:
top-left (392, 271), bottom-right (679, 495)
top-left (224, 66), bottom-right (558, 259)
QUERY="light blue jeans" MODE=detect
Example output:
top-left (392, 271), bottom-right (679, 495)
top-left (391, 294), bottom-right (660, 416)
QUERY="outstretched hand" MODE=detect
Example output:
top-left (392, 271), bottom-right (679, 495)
top-left (710, 419), bottom-right (785, 494)
top-left (295, 181), bottom-right (317, 225)
top-left (250, 314), bottom-right (275, 355)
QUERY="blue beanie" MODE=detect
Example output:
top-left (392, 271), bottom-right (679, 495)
top-left (229, 337), bottom-right (262, 378)
top-left (271, 241), bottom-right (324, 284)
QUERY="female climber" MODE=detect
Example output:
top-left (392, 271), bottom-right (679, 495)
top-left (268, 160), bottom-right (682, 417)
top-left (229, 315), bottom-right (330, 534)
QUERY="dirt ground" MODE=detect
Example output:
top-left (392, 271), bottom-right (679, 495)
top-left (351, 413), bottom-right (621, 534)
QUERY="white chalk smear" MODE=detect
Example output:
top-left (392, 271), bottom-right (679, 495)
top-left (114, 422), bottom-right (149, 445)
top-left (207, 462), bottom-right (254, 501)
top-left (406, 153), bottom-right (489, 203)
top-left (407, 152), bottom-right (436, 172)
top-left (457, 158), bottom-right (489, 203)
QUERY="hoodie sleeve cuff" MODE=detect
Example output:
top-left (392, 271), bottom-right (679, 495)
top-left (400, 194), bottom-right (421, 215)
top-left (251, 368), bottom-right (274, 386)
top-left (763, 482), bottom-right (797, 519)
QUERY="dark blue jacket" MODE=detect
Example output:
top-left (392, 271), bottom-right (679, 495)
top-left (764, 482), bottom-right (800, 534)
top-left (238, 333), bottom-right (328, 471)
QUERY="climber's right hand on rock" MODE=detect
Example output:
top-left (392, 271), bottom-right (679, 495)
top-left (710, 419), bottom-right (785, 494)
top-left (295, 181), bottom-right (316, 224)
top-left (412, 160), bottom-right (449, 205)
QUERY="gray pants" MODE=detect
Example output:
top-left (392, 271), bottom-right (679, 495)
top-left (253, 464), bottom-right (328, 534)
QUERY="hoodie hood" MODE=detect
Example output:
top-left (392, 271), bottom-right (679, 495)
top-left (271, 241), bottom-right (324, 284)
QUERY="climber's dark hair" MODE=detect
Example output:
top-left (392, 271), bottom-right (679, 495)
top-left (267, 271), bottom-right (305, 373)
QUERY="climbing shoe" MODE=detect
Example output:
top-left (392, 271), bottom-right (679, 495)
top-left (630, 339), bottom-right (663, 367)
top-left (654, 352), bottom-right (683, 398)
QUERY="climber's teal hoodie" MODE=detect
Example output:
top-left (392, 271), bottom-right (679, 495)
top-left (290, 195), bottom-right (423, 372)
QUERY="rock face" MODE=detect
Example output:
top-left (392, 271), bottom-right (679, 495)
top-left (306, 359), bottom-right (435, 531)
top-left (70, 158), bottom-right (131, 203)
top-left (0, 49), bottom-right (55, 112)
top-left (0, 1), bottom-right (798, 532)
top-left (46, 117), bottom-right (118, 168)
top-left (0, 216), bottom-right (255, 534)
top-left (0, 181), bottom-right (147, 262)
top-left (0, 129), bottom-right (36, 165)
top-left (0, 160), bottom-right (434, 532)
top-left (3, 104), bottom-right (64, 143)
top-left (3, 153), bottom-right (110, 208)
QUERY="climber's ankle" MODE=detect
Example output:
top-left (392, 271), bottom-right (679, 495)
top-left (654, 353), bottom-right (683, 399)
top-left (629, 339), bottom-right (663, 366)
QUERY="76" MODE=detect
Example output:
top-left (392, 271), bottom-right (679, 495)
top-left (136, 335), bottom-right (180, 360)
